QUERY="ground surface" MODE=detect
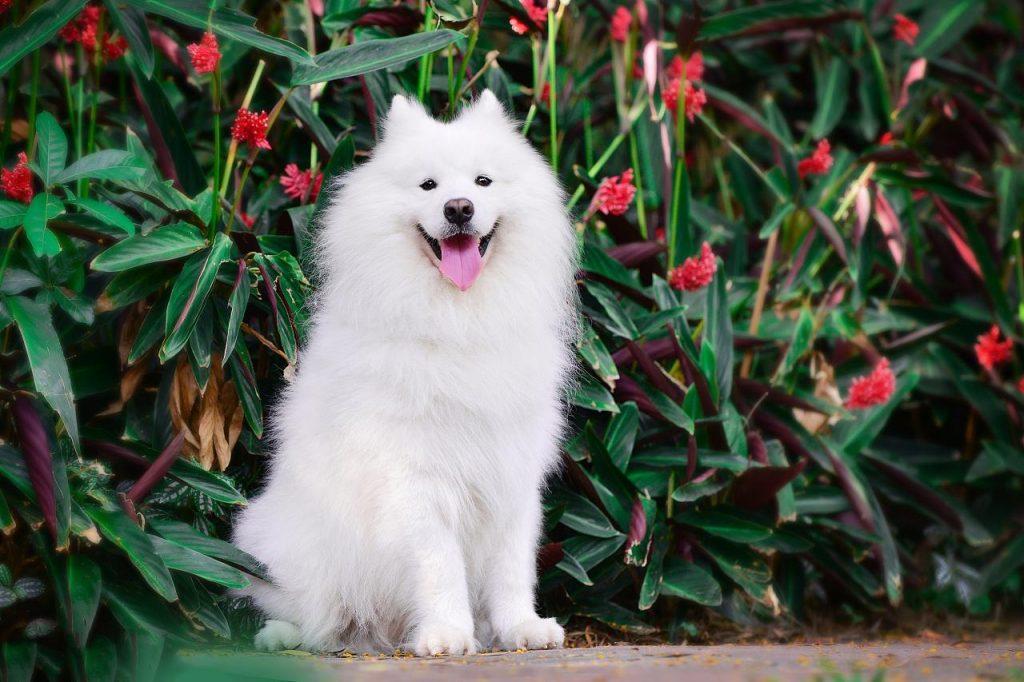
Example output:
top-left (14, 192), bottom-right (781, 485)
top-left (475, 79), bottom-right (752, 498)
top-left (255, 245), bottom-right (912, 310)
top-left (166, 640), bottom-right (1024, 681)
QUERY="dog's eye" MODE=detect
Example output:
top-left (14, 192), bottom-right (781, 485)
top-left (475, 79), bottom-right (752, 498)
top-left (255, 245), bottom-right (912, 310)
top-left (420, 179), bottom-right (437, 191)
top-left (475, 175), bottom-right (492, 187)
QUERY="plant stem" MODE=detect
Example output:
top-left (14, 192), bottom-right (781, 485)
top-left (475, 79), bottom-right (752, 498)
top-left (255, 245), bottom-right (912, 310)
top-left (668, 101), bottom-right (689, 267)
top-left (566, 96), bottom-right (646, 212)
top-left (75, 44), bottom-right (85, 196)
top-left (546, 8), bottom-right (560, 170)
top-left (740, 229), bottom-right (779, 378)
top-left (26, 50), bottom-right (41, 159)
top-left (629, 132), bottom-right (648, 238)
top-left (210, 69), bottom-right (222, 235)
top-left (0, 66), bottom-right (19, 161)
top-left (0, 228), bottom-right (22, 289)
top-left (220, 60), bottom-right (266, 199)
top-left (417, 6), bottom-right (435, 103)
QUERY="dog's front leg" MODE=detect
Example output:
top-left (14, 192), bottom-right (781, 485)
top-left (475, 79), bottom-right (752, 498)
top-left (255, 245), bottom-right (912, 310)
top-left (482, 485), bottom-right (565, 651)
top-left (407, 514), bottom-right (477, 656)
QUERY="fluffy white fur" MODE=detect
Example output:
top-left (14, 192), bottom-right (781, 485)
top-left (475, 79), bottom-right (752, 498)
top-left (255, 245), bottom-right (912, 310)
top-left (233, 90), bottom-right (578, 655)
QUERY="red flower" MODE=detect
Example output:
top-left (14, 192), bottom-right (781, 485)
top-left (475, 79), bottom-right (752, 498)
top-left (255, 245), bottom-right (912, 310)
top-left (102, 34), bottom-right (127, 61)
top-left (975, 325), bottom-right (1013, 371)
top-left (610, 6), bottom-right (631, 42)
top-left (0, 0), bottom-right (11, 15)
top-left (59, 5), bottom-right (101, 51)
top-left (187, 32), bottom-right (221, 74)
top-left (664, 79), bottom-right (706, 122)
top-left (1, 152), bottom-right (34, 204)
top-left (519, 0), bottom-right (548, 27)
top-left (667, 52), bottom-right (704, 82)
top-left (893, 14), bottom-right (919, 46)
top-left (231, 109), bottom-right (271, 150)
top-left (239, 211), bottom-right (255, 228)
top-left (879, 131), bottom-right (894, 145)
top-left (594, 169), bottom-right (636, 216)
top-left (280, 164), bottom-right (324, 203)
top-left (509, 17), bottom-right (529, 35)
top-left (845, 358), bottom-right (896, 410)
top-left (668, 241), bottom-right (717, 292)
top-left (540, 81), bottom-right (551, 105)
top-left (797, 139), bottom-right (833, 178)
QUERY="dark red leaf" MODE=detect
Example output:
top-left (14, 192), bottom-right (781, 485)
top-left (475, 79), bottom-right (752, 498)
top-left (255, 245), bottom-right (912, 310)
top-left (731, 460), bottom-right (806, 510)
top-left (13, 397), bottom-right (56, 540)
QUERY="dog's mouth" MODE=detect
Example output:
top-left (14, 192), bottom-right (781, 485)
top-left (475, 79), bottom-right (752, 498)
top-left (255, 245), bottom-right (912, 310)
top-left (417, 222), bottom-right (497, 291)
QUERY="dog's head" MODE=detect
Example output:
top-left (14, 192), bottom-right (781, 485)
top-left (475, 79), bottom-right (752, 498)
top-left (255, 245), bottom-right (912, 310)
top-left (327, 90), bottom-right (566, 296)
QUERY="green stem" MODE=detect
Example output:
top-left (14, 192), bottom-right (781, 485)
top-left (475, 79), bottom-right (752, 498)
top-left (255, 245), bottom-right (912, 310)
top-left (85, 55), bottom-right (100, 199)
top-left (668, 104), bottom-right (689, 266)
top-left (210, 69), bottom-right (222, 235)
top-left (451, 20), bottom-right (480, 107)
top-left (26, 50), bottom-right (41, 159)
top-left (75, 44), bottom-right (85, 196)
top-left (59, 50), bottom-right (78, 156)
top-left (0, 228), bottom-right (22, 289)
top-left (583, 99), bottom-right (594, 169)
top-left (417, 6), bottom-right (435, 103)
top-left (629, 132), bottom-right (647, 238)
top-left (1, 66), bottom-right (19, 161)
top-left (546, 9), bottom-right (559, 170)
top-left (220, 60), bottom-right (266, 199)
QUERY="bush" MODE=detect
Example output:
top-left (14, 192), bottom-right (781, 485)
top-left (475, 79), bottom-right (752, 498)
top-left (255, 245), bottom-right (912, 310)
top-left (0, 0), bottom-right (1022, 675)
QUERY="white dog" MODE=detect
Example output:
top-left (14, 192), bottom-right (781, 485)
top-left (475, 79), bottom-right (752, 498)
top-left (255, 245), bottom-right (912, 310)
top-left (233, 90), bottom-right (578, 655)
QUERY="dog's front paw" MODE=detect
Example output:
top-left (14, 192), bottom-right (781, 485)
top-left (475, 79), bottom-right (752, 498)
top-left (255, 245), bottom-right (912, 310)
top-left (254, 620), bottom-right (302, 651)
top-left (412, 621), bottom-right (478, 656)
top-left (499, 617), bottom-right (564, 651)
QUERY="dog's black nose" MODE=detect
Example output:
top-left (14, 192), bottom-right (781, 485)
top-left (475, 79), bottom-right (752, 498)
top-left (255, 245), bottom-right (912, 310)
top-left (444, 198), bottom-right (474, 226)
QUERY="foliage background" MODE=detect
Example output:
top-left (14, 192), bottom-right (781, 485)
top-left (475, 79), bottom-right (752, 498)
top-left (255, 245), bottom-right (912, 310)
top-left (0, 0), bottom-right (1023, 677)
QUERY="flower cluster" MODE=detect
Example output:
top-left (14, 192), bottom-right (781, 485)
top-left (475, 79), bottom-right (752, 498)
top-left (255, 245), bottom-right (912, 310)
top-left (1, 152), bottom-right (33, 204)
top-left (893, 14), bottom-right (919, 46)
top-left (975, 325), bottom-right (1013, 371)
top-left (845, 358), bottom-right (896, 409)
top-left (668, 241), bottom-right (717, 292)
top-left (664, 52), bottom-right (707, 122)
top-left (797, 139), bottom-right (833, 178)
top-left (0, 0), bottom-right (10, 15)
top-left (280, 164), bottom-right (324, 203)
top-left (231, 109), bottom-right (271, 150)
top-left (518, 0), bottom-right (548, 29)
top-left (58, 5), bottom-right (127, 61)
top-left (594, 169), bottom-right (636, 216)
top-left (187, 32), bottom-right (221, 74)
top-left (610, 6), bottom-right (631, 42)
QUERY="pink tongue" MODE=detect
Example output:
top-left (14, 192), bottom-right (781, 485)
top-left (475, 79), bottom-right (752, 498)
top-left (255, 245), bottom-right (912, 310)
top-left (438, 234), bottom-right (483, 291)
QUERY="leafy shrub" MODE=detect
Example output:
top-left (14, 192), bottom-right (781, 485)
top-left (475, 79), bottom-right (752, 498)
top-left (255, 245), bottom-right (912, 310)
top-left (0, 0), bottom-right (1022, 676)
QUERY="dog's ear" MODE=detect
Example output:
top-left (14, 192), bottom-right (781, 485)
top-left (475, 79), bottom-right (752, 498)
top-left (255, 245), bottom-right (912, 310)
top-left (462, 89), bottom-right (509, 123)
top-left (385, 94), bottom-right (429, 134)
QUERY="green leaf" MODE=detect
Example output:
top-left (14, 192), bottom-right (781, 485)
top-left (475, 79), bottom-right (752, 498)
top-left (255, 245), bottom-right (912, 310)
top-left (0, 0), bottom-right (88, 78)
top-left (978, 535), bottom-right (1024, 594)
top-left (161, 234), bottom-right (232, 361)
top-left (584, 281), bottom-right (638, 340)
top-left (138, 0), bottom-right (314, 65)
top-left (91, 223), bottom-right (206, 272)
top-left (84, 637), bottom-right (117, 682)
top-left (569, 371), bottom-right (619, 414)
top-left (86, 506), bottom-right (176, 601)
top-left (54, 150), bottom-right (147, 185)
top-left (291, 30), bottom-right (465, 86)
top-left (0, 200), bottom-right (27, 230)
top-left (148, 518), bottom-right (262, 576)
top-left (228, 343), bottom-right (263, 438)
top-left (125, 58), bottom-right (206, 196)
top-left (638, 522), bottom-right (669, 610)
top-left (103, 581), bottom-right (181, 636)
top-left (555, 549), bottom-right (593, 586)
top-left (104, 0), bottom-right (155, 78)
top-left (583, 425), bottom-right (635, 530)
top-left (809, 58), bottom-right (850, 139)
top-left (775, 307), bottom-right (814, 382)
top-left (660, 557), bottom-right (723, 606)
top-left (67, 555), bottom-right (102, 649)
top-left (672, 477), bottom-right (729, 502)
top-left (604, 402), bottom-right (638, 470)
top-left (699, 1), bottom-right (838, 41)
top-left (168, 457), bottom-right (247, 505)
top-left (677, 509), bottom-right (773, 543)
top-left (149, 536), bottom-right (250, 590)
top-left (555, 491), bottom-right (620, 539)
top-left (915, 0), bottom-right (984, 59)
top-left (223, 262), bottom-right (251, 364)
top-left (574, 600), bottom-right (656, 635)
top-left (1, 641), bottom-right (37, 682)
top-left (34, 112), bottom-right (67, 186)
top-left (22, 193), bottom-right (63, 257)
top-left (967, 441), bottom-right (1024, 482)
top-left (836, 373), bottom-right (919, 456)
top-left (67, 197), bottom-right (135, 235)
top-left (575, 320), bottom-right (619, 388)
top-left (5, 296), bottom-right (79, 450)
top-left (704, 270), bottom-right (733, 402)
